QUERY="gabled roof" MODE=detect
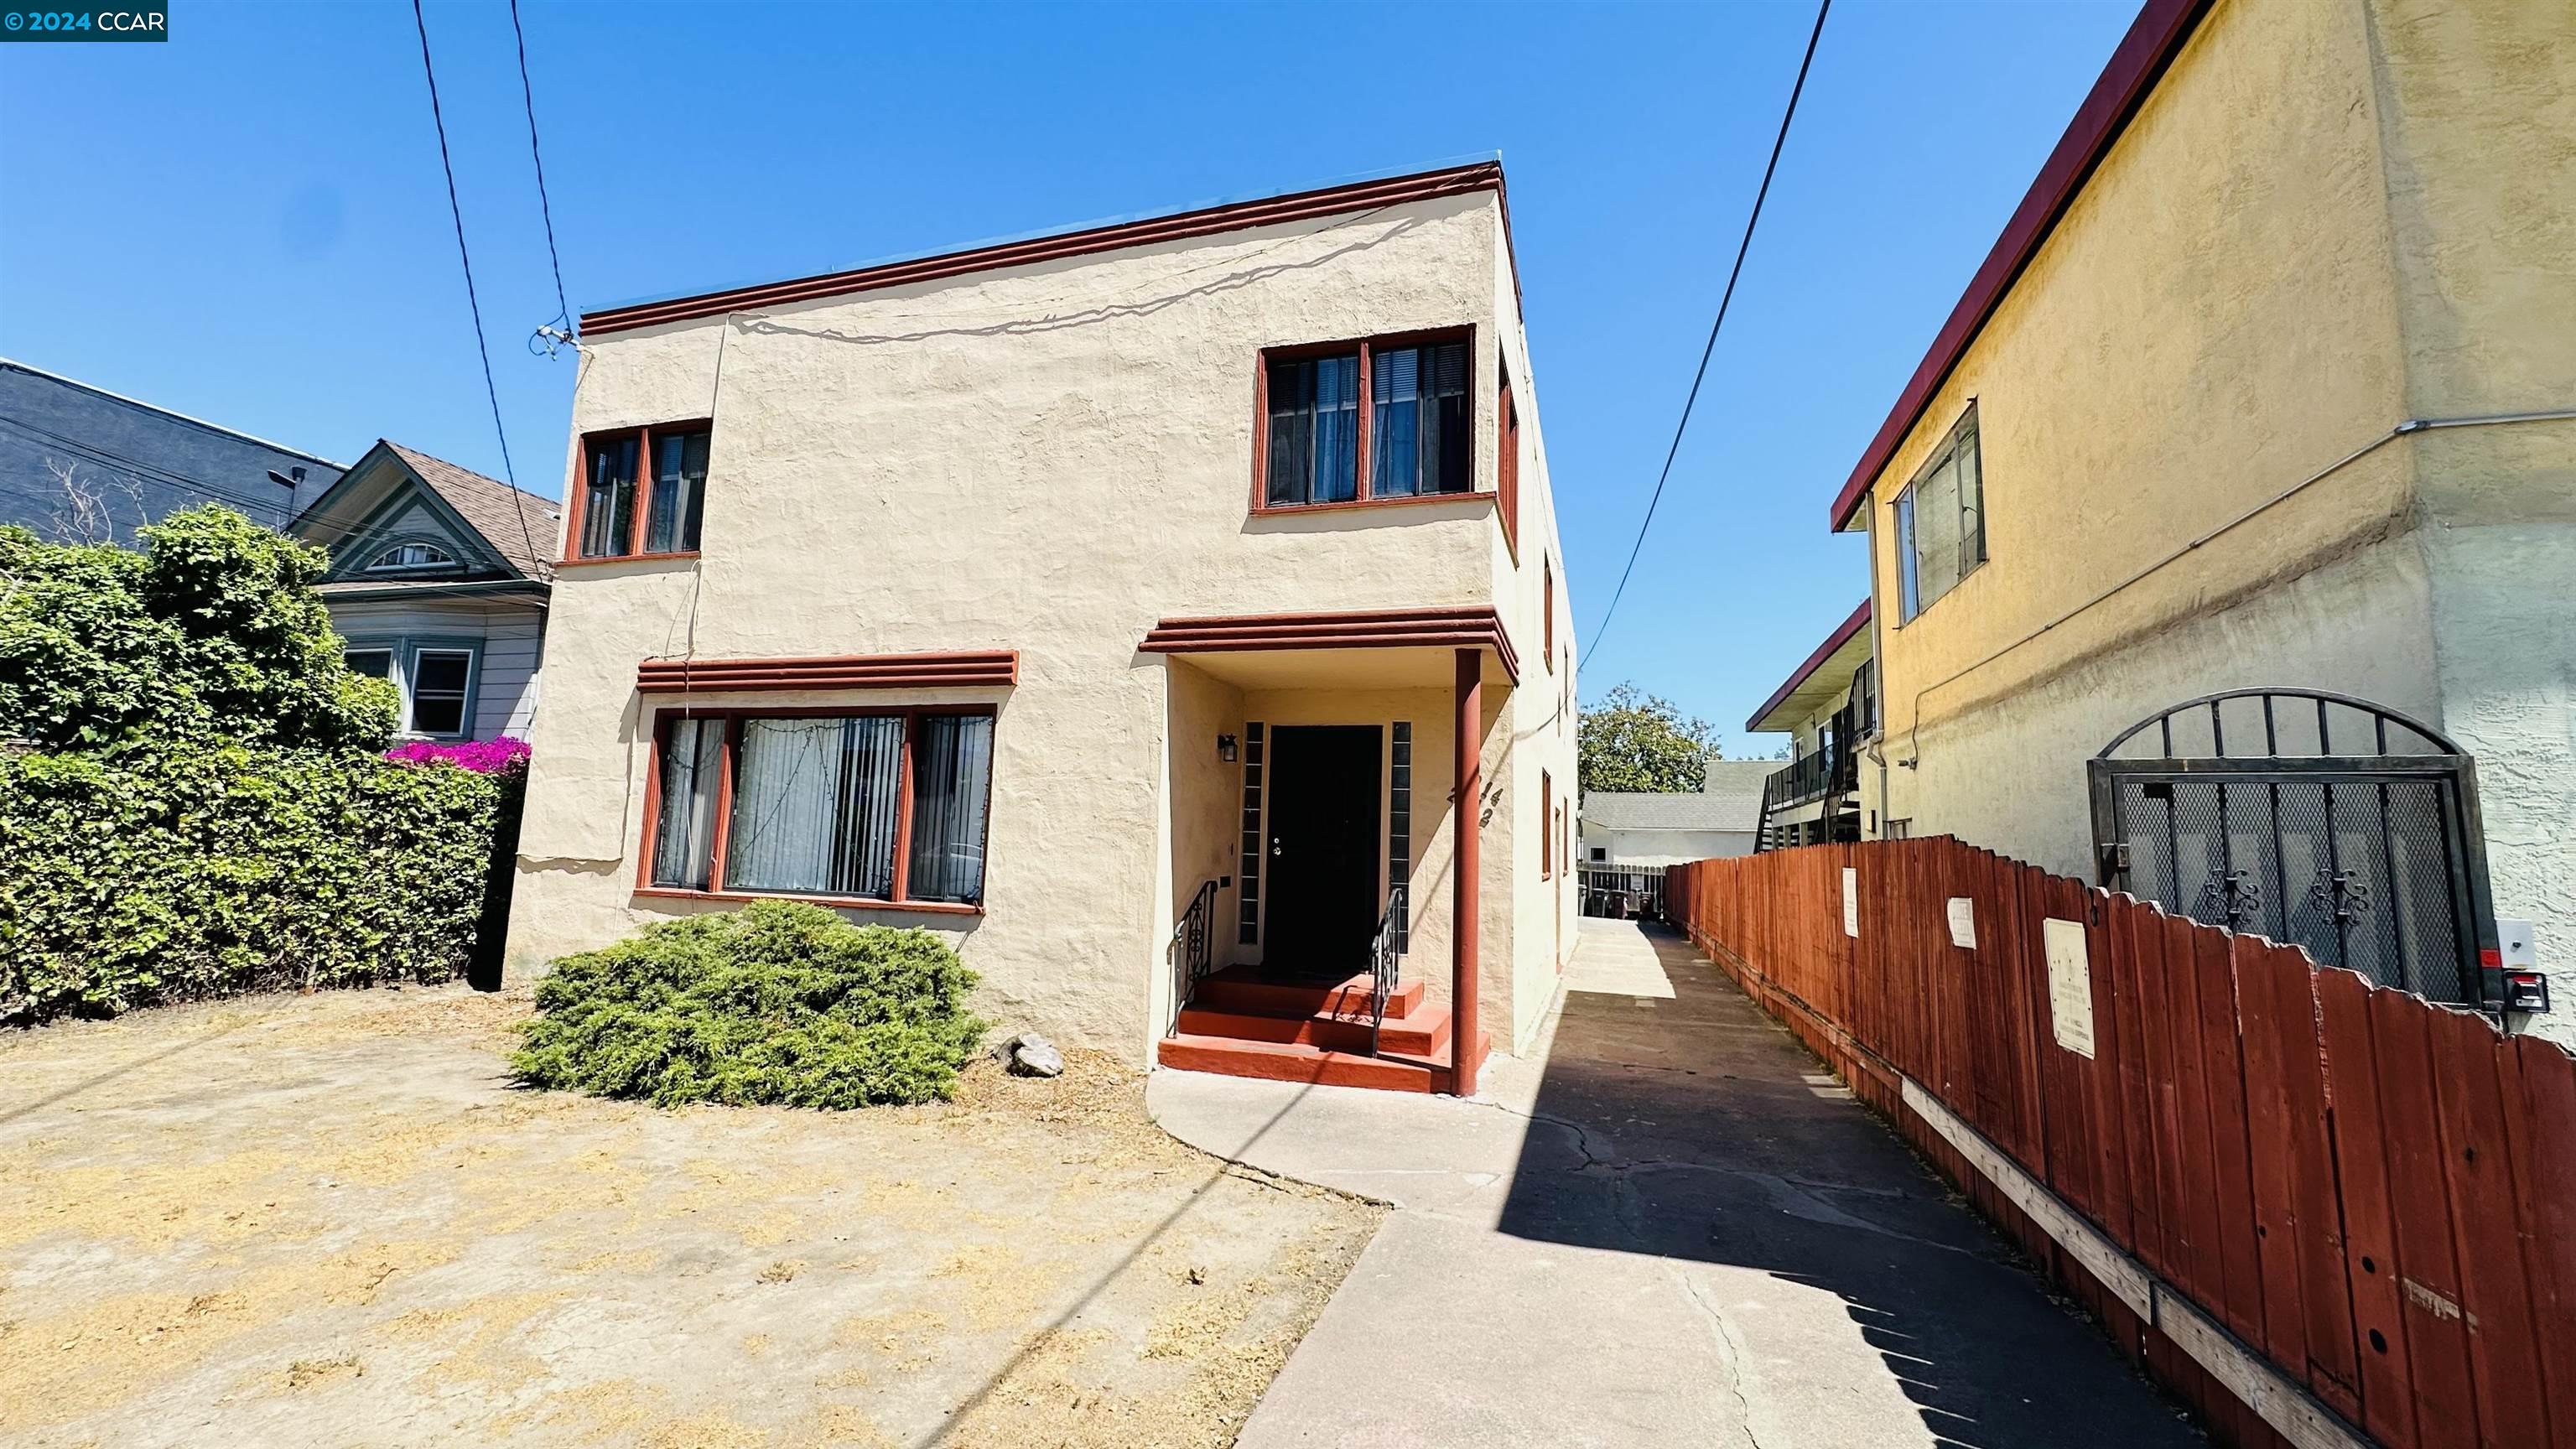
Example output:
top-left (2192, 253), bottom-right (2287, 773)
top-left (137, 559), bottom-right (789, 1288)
top-left (581, 159), bottom-right (1514, 337)
top-left (382, 443), bottom-right (558, 580)
top-left (1828, 0), bottom-right (2210, 530)
top-left (1583, 762), bottom-right (1775, 835)
top-left (1747, 600), bottom-right (1871, 734)
top-left (290, 439), bottom-right (557, 584)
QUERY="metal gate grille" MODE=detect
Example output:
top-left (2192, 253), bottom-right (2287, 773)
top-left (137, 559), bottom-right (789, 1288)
top-left (2090, 690), bottom-right (2496, 1007)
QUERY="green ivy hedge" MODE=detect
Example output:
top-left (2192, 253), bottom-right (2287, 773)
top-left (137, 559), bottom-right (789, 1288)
top-left (0, 741), bottom-right (515, 1025)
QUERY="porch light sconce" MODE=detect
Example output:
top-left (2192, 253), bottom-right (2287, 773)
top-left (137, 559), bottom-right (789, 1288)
top-left (1218, 734), bottom-right (1238, 763)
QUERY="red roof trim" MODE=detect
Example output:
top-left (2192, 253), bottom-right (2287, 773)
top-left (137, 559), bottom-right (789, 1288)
top-left (584, 163), bottom-right (1509, 337)
top-left (1745, 599), bottom-right (1871, 733)
top-left (1140, 605), bottom-right (1519, 685)
top-left (1828, 0), bottom-right (2212, 531)
top-left (636, 650), bottom-right (1018, 693)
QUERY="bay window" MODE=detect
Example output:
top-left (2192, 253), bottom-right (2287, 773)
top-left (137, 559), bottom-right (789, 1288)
top-left (646, 707), bottom-right (995, 910)
top-left (574, 421), bottom-right (712, 560)
top-left (1256, 330), bottom-right (1476, 510)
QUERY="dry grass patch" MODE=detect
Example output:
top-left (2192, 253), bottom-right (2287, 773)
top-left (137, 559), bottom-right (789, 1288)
top-left (0, 984), bottom-right (1383, 1447)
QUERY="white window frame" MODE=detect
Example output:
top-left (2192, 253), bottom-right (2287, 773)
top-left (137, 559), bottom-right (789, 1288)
top-left (1891, 405), bottom-right (1986, 623)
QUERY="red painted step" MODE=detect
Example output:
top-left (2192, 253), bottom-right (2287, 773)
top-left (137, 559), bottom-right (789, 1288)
top-left (1173, 1001), bottom-right (1452, 1057)
top-left (1189, 967), bottom-right (1425, 1021)
top-left (1156, 1027), bottom-right (1492, 1095)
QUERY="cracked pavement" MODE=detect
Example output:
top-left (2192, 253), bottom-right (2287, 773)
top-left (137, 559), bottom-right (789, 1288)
top-left (1149, 917), bottom-right (2206, 1448)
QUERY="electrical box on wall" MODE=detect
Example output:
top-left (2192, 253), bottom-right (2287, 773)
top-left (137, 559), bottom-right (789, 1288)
top-left (2496, 918), bottom-right (2547, 1014)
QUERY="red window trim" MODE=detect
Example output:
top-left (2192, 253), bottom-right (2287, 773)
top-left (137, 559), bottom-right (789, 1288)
top-left (1542, 554), bottom-right (1554, 667)
top-left (1496, 375), bottom-right (1521, 564)
top-left (1251, 326), bottom-right (1496, 517)
top-left (564, 418), bottom-right (714, 565)
top-left (1540, 767), bottom-right (1554, 879)
top-left (635, 702), bottom-right (997, 915)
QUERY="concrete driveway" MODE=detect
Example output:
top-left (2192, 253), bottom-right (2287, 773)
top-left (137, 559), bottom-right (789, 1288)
top-left (1150, 917), bottom-right (2204, 1449)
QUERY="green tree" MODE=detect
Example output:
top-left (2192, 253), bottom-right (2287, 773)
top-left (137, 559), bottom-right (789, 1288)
top-left (0, 506), bottom-right (396, 751)
top-left (1578, 683), bottom-right (1721, 793)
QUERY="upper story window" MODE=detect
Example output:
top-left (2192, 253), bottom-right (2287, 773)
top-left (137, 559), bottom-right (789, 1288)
top-left (366, 541), bottom-right (459, 572)
top-left (574, 422), bottom-right (711, 560)
top-left (1892, 406), bottom-right (1984, 621)
top-left (1542, 555), bottom-right (1555, 666)
top-left (1257, 331), bottom-right (1474, 511)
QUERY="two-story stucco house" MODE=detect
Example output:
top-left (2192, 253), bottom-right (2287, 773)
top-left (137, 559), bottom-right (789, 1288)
top-left (506, 163), bottom-right (1577, 1093)
top-left (1826, 0), bottom-right (2573, 1033)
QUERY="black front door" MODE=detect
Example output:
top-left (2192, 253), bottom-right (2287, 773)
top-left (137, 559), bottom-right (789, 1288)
top-left (1265, 725), bottom-right (1383, 972)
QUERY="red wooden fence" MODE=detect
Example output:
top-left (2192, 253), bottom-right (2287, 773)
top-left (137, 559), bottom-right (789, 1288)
top-left (1665, 838), bottom-right (2576, 1449)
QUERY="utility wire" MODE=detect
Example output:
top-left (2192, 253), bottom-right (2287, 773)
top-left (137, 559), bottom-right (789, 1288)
top-left (507, 0), bottom-right (571, 332)
top-left (1583, 0), bottom-right (1830, 662)
top-left (410, 0), bottom-right (546, 575)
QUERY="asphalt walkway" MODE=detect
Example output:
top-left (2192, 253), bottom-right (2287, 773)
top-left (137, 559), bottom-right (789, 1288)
top-left (1149, 917), bottom-right (2205, 1448)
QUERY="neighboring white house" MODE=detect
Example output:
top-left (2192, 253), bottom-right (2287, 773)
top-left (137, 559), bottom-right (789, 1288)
top-left (1578, 761), bottom-right (1772, 868)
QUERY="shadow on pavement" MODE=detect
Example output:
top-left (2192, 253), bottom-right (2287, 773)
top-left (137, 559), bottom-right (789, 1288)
top-left (1495, 922), bottom-right (2199, 1449)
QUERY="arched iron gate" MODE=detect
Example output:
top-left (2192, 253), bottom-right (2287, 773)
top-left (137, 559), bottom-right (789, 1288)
top-left (2087, 688), bottom-right (2500, 1007)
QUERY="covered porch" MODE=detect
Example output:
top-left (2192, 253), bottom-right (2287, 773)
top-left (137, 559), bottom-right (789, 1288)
top-left (1143, 607), bottom-right (1516, 1095)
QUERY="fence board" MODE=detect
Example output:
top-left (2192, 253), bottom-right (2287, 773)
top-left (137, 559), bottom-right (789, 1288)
top-left (2369, 989), bottom-right (2481, 1449)
top-left (2502, 1036), bottom-right (2576, 1449)
top-left (2428, 1008), bottom-right (2549, 1448)
top-left (2315, 967), bottom-right (2419, 1449)
top-left (2196, 927), bottom-right (2267, 1346)
top-left (2237, 936), bottom-right (2314, 1387)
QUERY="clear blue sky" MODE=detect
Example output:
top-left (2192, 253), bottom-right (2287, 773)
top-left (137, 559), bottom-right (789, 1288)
top-left (0, 0), bottom-right (2133, 749)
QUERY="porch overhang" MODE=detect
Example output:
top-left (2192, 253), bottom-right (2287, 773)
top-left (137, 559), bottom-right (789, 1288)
top-left (1139, 606), bottom-right (1519, 692)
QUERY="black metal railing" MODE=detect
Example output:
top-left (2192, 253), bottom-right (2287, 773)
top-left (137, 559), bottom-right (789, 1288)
top-left (1577, 865), bottom-right (1664, 919)
top-left (1759, 740), bottom-right (1858, 815)
top-left (1367, 884), bottom-right (1405, 1057)
top-left (1167, 878), bottom-right (1220, 1033)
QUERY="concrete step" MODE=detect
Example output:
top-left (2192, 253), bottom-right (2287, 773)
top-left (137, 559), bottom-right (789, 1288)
top-left (1156, 1028), bottom-right (1492, 1095)
top-left (1174, 1001), bottom-right (1453, 1057)
top-left (1189, 968), bottom-right (1424, 1021)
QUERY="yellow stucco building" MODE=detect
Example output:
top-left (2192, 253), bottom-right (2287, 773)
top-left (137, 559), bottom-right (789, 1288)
top-left (1831, 0), bottom-right (2574, 1036)
top-left (506, 164), bottom-right (1578, 1093)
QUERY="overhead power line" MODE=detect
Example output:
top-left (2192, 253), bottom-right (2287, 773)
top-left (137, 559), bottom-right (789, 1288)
top-left (1583, 0), bottom-right (1831, 663)
top-left (409, 0), bottom-right (545, 574)
top-left (508, 0), bottom-right (571, 333)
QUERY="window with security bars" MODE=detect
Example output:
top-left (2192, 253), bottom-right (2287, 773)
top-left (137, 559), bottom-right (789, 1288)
top-left (1259, 333), bottom-right (1474, 509)
top-left (1892, 406), bottom-right (1984, 621)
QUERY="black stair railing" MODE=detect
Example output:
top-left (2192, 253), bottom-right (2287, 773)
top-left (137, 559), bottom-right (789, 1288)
top-left (1167, 878), bottom-right (1220, 1034)
top-left (1367, 885), bottom-right (1405, 1057)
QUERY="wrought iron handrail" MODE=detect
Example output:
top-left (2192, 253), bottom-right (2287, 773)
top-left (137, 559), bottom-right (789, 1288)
top-left (1761, 744), bottom-right (1853, 812)
top-left (1367, 884), bottom-right (1405, 1057)
top-left (1167, 878), bottom-right (1220, 1034)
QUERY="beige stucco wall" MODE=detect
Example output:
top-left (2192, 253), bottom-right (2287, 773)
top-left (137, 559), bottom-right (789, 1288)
top-left (509, 184), bottom-right (1576, 1062)
top-left (2363, 0), bottom-right (2576, 1024)
top-left (1853, 0), bottom-right (2575, 1032)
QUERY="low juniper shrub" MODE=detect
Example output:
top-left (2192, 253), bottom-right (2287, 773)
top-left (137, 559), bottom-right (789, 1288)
top-left (511, 900), bottom-right (989, 1109)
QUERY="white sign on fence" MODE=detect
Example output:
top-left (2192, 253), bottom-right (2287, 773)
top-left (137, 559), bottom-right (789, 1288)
top-left (1841, 867), bottom-right (1859, 939)
top-left (1946, 897), bottom-right (1976, 950)
top-left (2043, 917), bottom-right (2097, 1058)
